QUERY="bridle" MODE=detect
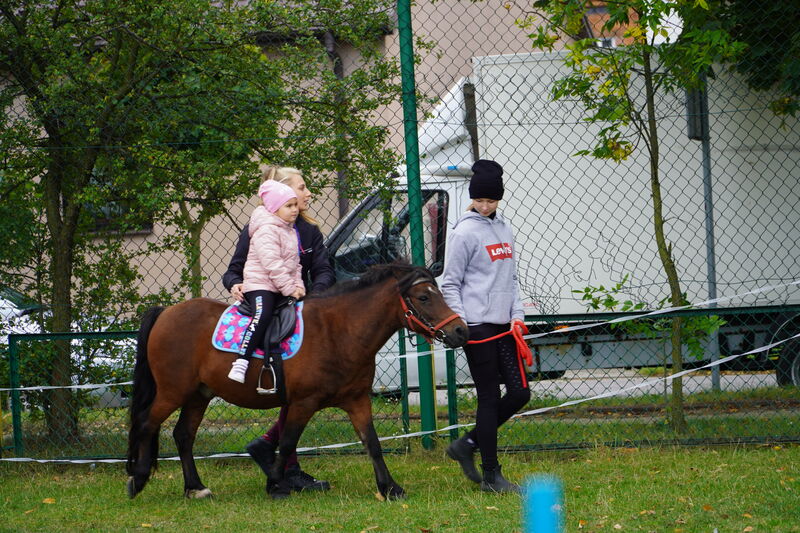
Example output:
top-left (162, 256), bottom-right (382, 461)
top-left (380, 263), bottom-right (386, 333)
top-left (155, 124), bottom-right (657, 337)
top-left (399, 276), bottom-right (461, 344)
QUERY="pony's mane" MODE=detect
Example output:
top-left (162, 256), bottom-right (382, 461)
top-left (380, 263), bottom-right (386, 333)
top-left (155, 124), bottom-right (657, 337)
top-left (309, 259), bottom-right (435, 299)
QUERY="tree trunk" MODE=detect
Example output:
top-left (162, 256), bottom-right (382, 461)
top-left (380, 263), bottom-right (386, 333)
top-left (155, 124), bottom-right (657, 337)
top-left (188, 222), bottom-right (204, 299)
top-left (642, 49), bottom-right (687, 433)
top-left (179, 200), bottom-right (207, 298)
top-left (43, 163), bottom-right (79, 442)
top-left (323, 31), bottom-right (350, 220)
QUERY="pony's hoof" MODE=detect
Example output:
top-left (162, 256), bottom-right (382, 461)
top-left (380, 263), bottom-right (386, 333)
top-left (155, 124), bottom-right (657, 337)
top-left (126, 477), bottom-right (138, 499)
top-left (384, 484), bottom-right (406, 500)
top-left (270, 490), bottom-right (291, 500)
top-left (185, 488), bottom-right (214, 499)
top-left (267, 480), bottom-right (292, 500)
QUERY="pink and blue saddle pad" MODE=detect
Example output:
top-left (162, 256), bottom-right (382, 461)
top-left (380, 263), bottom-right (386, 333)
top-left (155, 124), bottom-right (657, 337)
top-left (211, 302), bottom-right (304, 360)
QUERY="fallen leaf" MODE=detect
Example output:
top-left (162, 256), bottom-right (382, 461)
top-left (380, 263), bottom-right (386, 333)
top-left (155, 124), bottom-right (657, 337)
top-left (702, 504), bottom-right (713, 511)
top-left (613, 524), bottom-right (622, 529)
top-left (41, 498), bottom-right (55, 504)
top-left (578, 519), bottom-right (586, 528)
top-left (24, 509), bottom-right (34, 514)
top-left (141, 525), bottom-right (152, 528)
top-left (374, 492), bottom-right (385, 502)
top-left (744, 527), bottom-right (754, 532)
top-left (402, 504), bottom-right (409, 509)
top-left (486, 506), bottom-right (499, 510)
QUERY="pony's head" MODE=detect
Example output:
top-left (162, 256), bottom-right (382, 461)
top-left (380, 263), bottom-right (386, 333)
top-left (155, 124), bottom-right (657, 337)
top-left (312, 259), bottom-right (468, 348)
top-left (389, 261), bottom-right (468, 349)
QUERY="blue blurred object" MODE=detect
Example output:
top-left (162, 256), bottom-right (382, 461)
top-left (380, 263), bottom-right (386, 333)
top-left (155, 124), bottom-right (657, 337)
top-left (523, 475), bottom-right (564, 533)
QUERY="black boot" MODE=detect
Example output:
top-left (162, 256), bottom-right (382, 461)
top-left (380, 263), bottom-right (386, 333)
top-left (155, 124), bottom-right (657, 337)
top-left (246, 437), bottom-right (277, 477)
top-left (480, 465), bottom-right (521, 493)
top-left (446, 436), bottom-right (482, 483)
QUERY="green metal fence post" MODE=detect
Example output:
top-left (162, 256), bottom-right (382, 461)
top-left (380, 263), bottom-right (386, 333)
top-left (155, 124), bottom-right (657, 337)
top-left (397, 0), bottom-right (437, 449)
top-left (9, 334), bottom-right (24, 455)
top-left (398, 330), bottom-right (411, 439)
top-left (445, 349), bottom-right (459, 441)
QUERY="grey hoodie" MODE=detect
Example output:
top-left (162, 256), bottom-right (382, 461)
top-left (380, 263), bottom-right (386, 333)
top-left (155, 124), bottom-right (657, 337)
top-left (441, 210), bottom-right (524, 326)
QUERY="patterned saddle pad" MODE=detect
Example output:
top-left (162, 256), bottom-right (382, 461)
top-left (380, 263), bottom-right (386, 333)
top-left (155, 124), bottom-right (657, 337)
top-left (212, 302), bottom-right (304, 360)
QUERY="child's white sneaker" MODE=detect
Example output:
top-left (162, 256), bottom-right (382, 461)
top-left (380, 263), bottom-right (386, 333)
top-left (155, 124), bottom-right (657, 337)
top-left (228, 358), bottom-right (249, 383)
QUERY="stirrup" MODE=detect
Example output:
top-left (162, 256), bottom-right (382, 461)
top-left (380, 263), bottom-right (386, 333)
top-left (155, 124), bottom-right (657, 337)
top-left (257, 362), bottom-right (278, 395)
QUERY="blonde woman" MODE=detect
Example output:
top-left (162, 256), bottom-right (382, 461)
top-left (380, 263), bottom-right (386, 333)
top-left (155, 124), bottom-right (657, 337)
top-left (222, 166), bottom-right (335, 492)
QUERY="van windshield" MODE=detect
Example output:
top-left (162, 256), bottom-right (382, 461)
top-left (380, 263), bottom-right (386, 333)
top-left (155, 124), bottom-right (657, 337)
top-left (328, 190), bottom-right (449, 280)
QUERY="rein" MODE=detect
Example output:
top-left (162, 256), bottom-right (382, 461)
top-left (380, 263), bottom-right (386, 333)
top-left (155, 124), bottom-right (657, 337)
top-left (399, 278), bottom-right (461, 344)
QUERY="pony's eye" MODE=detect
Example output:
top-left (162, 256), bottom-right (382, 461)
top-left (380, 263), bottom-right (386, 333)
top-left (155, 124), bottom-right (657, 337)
top-left (417, 294), bottom-right (429, 302)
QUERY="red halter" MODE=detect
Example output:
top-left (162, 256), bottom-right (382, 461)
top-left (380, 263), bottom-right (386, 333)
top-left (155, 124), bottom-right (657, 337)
top-left (399, 283), bottom-right (461, 344)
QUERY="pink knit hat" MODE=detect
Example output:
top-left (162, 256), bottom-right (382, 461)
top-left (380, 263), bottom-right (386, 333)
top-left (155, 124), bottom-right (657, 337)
top-left (258, 180), bottom-right (297, 213)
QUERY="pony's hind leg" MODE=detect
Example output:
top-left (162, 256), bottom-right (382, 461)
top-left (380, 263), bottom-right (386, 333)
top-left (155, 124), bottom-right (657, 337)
top-left (345, 395), bottom-right (405, 500)
top-left (173, 391), bottom-right (213, 499)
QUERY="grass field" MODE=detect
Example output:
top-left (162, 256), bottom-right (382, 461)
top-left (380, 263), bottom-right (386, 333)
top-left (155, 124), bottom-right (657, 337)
top-left (1, 443), bottom-right (798, 532)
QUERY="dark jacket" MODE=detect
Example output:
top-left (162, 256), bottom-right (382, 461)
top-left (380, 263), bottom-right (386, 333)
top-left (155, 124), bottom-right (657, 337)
top-left (222, 217), bottom-right (336, 295)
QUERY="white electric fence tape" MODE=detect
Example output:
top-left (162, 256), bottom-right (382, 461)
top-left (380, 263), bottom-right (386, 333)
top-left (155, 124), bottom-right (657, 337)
top-left (2, 279), bottom-right (798, 463)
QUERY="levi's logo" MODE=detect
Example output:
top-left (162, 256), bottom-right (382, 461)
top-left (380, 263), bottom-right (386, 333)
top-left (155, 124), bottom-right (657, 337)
top-left (485, 242), bottom-right (513, 261)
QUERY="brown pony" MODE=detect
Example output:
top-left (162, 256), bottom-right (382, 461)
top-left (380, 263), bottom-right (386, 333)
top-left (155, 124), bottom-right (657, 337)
top-left (126, 262), bottom-right (468, 500)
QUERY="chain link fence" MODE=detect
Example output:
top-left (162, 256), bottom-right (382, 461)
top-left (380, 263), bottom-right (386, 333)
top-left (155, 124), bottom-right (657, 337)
top-left (2, 0), bottom-right (799, 460)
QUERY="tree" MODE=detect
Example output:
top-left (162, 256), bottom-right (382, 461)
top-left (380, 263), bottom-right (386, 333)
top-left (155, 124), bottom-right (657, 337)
top-left (522, 0), bottom-right (744, 431)
top-left (715, 0), bottom-right (800, 116)
top-left (0, 0), bottom-right (400, 440)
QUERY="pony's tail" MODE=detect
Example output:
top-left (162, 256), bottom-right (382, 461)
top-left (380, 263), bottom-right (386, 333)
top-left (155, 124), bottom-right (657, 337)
top-left (126, 306), bottom-right (165, 477)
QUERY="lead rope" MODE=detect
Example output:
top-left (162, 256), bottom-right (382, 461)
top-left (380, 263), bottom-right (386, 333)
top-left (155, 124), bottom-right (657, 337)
top-left (467, 323), bottom-right (533, 387)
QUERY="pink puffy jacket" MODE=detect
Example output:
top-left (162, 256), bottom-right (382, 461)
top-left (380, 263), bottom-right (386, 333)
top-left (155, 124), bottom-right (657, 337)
top-left (242, 206), bottom-right (303, 296)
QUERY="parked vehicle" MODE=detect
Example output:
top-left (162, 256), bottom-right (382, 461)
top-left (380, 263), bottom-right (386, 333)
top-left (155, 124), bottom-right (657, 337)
top-left (324, 52), bottom-right (800, 391)
top-left (1, 288), bottom-right (133, 408)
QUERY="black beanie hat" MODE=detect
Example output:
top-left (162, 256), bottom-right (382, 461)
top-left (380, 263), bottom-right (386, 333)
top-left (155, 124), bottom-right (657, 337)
top-left (469, 159), bottom-right (504, 200)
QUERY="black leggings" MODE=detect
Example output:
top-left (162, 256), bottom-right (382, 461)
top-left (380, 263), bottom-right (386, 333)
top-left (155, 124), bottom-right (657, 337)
top-left (463, 323), bottom-right (531, 470)
top-left (238, 290), bottom-right (278, 361)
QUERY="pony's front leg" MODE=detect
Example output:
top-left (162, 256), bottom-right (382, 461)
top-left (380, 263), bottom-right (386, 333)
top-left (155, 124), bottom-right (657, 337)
top-left (267, 403), bottom-right (315, 500)
top-left (345, 395), bottom-right (405, 500)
